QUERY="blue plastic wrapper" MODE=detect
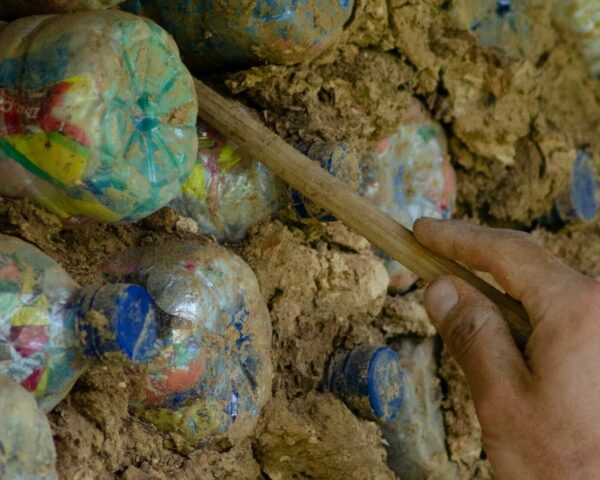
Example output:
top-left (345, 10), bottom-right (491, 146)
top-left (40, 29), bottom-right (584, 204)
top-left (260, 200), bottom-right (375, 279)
top-left (122, 0), bottom-right (355, 71)
top-left (103, 240), bottom-right (273, 445)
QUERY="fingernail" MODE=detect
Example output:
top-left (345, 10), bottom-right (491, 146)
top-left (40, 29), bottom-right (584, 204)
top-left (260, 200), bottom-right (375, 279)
top-left (414, 216), bottom-right (439, 227)
top-left (425, 279), bottom-right (458, 326)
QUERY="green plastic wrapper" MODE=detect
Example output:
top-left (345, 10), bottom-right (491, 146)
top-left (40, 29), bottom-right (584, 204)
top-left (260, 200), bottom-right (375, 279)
top-left (0, 11), bottom-right (198, 224)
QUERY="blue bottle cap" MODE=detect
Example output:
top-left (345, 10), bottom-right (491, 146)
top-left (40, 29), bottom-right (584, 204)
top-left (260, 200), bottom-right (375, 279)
top-left (571, 150), bottom-right (599, 221)
top-left (554, 150), bottom-right (599, 223)
top-left (77, 284), bottom-right (159, 363)
top-left (325, 346), bottom-right (404, 422)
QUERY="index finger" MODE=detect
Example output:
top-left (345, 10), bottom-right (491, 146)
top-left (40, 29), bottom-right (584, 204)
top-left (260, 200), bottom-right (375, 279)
top-left (413, 218), bottom-right (592, 324)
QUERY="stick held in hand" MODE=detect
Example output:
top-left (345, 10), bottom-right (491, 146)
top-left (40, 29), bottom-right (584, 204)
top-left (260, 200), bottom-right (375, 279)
top-left (193, 78), bottom-right (533, 348)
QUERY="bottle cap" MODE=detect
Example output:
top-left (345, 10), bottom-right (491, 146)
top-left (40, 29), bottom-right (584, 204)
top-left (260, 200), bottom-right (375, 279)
top-left (325, 346), bottom-right (404, 422)
top-left (571, 150), bottom-right (599, 221)
top-left (77, 284), bottom-right (159, 363)
top-left (288, 142), bottom-right (359, 222)
top-left (555, 150), bottom-right (599, 222)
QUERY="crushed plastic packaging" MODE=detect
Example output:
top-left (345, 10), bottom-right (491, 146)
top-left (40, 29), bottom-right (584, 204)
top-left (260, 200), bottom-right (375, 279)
top-left (170, 122), bottom-right (283, 242)
top-left (0, 10), bottom-right (197, 224)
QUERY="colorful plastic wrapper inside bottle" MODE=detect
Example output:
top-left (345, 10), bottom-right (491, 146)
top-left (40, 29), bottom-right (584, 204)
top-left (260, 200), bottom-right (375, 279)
top-left (104, 241), bottom-right (274, 445)
top-left (382, 338), bottom-right (457, 480)
top-left (0, 234), bottom-right (159, 413)
top-left (121, 0), bottom-right (355, 71)
top-left (170, 123), bottom-right (284, 242)
top-left (0, 234), bottom-right (88, 413)
top-left (285, 101), bottom-right (455, 293)
top-left (450, 0), bottom-right (542, 59)
top-left (553, 0), bottom-right (600, 77)
top-left (0, 0), bottom-right (123, 19)
top-left (361, 101), bottom-right (456, 293)
top-left (0, 374), bottom-right (58, 480)
top-left (0, 11), bottom-right (197, 224)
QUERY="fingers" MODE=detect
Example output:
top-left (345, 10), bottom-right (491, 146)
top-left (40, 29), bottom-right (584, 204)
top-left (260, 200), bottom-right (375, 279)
top-left (414, 218), bottom-right (586, 323)
top-left (424, 276), bottom-right (530, 418)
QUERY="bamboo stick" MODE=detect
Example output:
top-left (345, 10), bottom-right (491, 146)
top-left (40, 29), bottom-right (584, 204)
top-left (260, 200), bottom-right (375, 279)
top-left (194, 78), bottom-right (532, 348)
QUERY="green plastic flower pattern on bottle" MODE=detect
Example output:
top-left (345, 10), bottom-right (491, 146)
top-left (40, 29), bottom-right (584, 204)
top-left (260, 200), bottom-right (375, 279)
top-left (0, 11), bottom-right (198, 224)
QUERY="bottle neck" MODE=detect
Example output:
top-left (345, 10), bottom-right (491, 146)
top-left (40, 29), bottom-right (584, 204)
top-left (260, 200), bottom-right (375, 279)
top-left (76, 283), bottom-right (159, 364)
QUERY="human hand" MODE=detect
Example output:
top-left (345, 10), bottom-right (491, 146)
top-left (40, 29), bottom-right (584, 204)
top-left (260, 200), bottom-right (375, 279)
top-left (414, 218), bottom-right (600, 479)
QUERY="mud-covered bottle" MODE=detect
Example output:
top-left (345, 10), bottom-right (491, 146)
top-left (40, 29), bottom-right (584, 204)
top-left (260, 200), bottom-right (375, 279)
top-left (323, 345), bottom-right (405, 423)
top-left (121, 0), bottom-right (355, 71)
top-left (287, 99), bottom-right (456, 293)
top-left (450, 0), bottom-right (545, 60)
top-left (0, 10), bottom-right (197, 224)
top-left (0, 374), bottom-right (58, 480)
top-left (0, 234), bottom-right (160, 412)
top-left (170, 122), bottom-right (283, 241)
top-left (103, 240), bottom-right (274, 445)
top-left (382, 337), bottom-right (458, 480)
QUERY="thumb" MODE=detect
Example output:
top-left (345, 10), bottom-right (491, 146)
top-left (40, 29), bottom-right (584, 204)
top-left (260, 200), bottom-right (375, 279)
top-left (424, 276), bottom-right (530, 411)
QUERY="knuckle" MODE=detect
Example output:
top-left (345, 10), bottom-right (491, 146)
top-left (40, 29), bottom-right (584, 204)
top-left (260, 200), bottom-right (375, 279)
top-left (442, 304), bottom-right (497, 364)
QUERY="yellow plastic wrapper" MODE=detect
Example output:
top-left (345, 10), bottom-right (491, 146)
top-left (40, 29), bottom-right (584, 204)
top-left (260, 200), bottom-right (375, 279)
top-left (0, 11), bottom-right (197, 224)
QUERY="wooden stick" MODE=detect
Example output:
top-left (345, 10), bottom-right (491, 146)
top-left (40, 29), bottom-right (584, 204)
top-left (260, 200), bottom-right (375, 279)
top-left (194, 79), bottom-right (532, 348)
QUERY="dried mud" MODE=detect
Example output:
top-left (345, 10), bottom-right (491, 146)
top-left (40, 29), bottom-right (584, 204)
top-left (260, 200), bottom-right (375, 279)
top-left (2, 0), bottom-right (600, 479)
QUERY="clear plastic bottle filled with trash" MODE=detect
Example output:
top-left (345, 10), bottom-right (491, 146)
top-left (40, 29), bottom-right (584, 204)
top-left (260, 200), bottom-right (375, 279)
top-left (0, 10), bottom-right (197, 224)
top-left (0, 234), bottom-right (161, 412)
top-left (102, 240), bottom-right (274, 445)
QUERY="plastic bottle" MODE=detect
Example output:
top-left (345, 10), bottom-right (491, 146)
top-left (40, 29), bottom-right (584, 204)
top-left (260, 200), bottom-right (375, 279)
top-left (450, 0), bottom-right (535, 59)
top-left (0, 11), bottom-right (198, 224)
top-left (121, 0), bottom-right (355, 71)
top-left (382, 337), bottom-right (458, 480)
top-left (0, 1), bottom-right (123, 20)
top-left (323, 345), bottom-right (404, 423)
top-left (0, 234), bottom-right (160, 413)
top-left (287, 100), bottom-right (456, 293)
top-left (361, 100), bottom-right (456, 292)
top-left (103, 240), bottom-right (273, 445)
top-left (284, 142), bottom-right (361, 223)
top-left (553, 0), bottom-right (600, 77)
top-left (0, 374), bottom-right (58, 480)
top-left (170, 122), bottom-right (283, 241)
